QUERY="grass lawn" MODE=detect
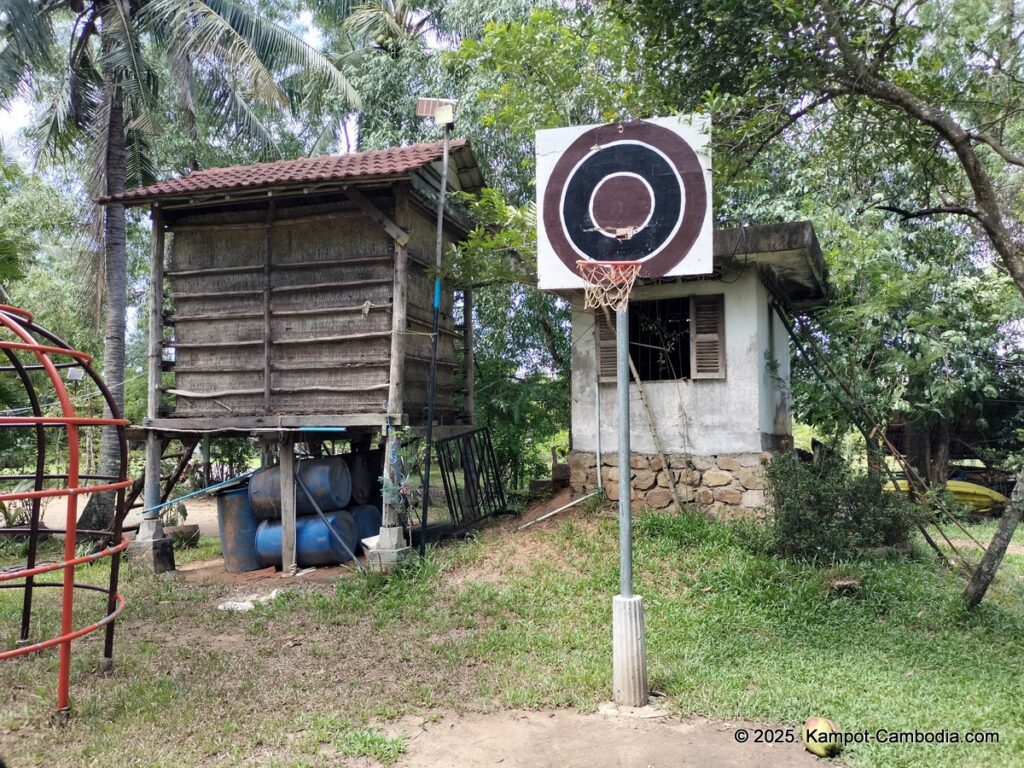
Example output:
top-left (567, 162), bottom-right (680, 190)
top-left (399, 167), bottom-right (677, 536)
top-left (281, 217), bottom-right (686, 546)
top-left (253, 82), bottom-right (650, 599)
top-left (1, 507), bottom-right (1022, 767)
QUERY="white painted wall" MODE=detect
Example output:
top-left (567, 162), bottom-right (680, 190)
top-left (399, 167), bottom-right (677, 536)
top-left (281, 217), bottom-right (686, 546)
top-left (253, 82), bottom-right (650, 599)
top-left (571, 269), bottom-right (791, 456)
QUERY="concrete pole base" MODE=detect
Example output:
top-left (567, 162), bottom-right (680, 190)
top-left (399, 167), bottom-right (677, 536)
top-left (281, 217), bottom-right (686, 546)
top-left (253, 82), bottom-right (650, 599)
top-left (364, 525), bottom-right (410, 573)
top-left (127, 536), bottom-right (175, 574)
top-left (127, 517), bottom-right (176, 573)
top-left (612, 594), bottom-right (648, 707)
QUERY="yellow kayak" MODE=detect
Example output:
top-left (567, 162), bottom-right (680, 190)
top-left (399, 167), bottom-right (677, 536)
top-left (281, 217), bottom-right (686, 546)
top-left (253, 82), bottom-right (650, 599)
top-left (883, 479), bottom-right (1009, 514)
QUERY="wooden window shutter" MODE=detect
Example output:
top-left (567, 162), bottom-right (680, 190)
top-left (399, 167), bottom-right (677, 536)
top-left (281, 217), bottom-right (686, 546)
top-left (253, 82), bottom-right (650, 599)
top-left (595, 312), bottom-right (618, 382)
top-left (690, 294), bottom-right (725, 379)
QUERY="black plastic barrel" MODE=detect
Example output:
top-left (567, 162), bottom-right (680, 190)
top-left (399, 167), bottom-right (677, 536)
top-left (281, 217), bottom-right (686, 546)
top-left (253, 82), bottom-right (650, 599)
top-left (350, 504), bottom-right (382, 548)
top-left (215, 484), bottom-right (262, 573)
top-left (254, 510), bottom-right (358, 567)
top-left (248, 456), bottom-right (352, 519)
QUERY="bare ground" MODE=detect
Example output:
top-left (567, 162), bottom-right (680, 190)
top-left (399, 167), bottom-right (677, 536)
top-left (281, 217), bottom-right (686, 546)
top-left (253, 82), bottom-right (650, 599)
top-left (2, 490), bottom-right (821, 767)
top-left (388, 709), bottom-right (817, 768)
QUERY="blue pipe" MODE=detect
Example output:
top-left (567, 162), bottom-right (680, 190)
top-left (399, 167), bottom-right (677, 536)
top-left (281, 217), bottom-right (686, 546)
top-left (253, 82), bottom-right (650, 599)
top-left (142, 471), bottom-right (254, 516)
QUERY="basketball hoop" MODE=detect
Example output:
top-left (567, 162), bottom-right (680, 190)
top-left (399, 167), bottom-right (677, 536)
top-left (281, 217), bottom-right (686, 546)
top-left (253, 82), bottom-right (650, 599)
top-left (577, 260), bottom-right (643, 312)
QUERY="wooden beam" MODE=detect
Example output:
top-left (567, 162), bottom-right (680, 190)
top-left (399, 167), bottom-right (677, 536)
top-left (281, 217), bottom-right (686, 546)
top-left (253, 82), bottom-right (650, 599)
top-left (272, 256), bottom-right (391, 270)
top-left (383, 182), bottom-right (410, 530)
top-left (272, 383), bottom-right (390, 394)
top-left (145, 414), bottom-right (399, 432)
top-left (463, 288), bottom-right (475, 423)
top-left (160, 437), bottom-right (200, 503)
top-left (263, 200), bottom-right (276, 411)
top-left (166, 388), bottom-right (264, 399)
top-left (280, 433), bottom-right (297, 574)
top-left (165, 384), bottom-right (390, 398)
top-left (166, 340), bottom-right (263, 349)
top-left (272, 278), bottom-right (391, 295)
top-left (171, 288), bottom-right (263, 300)
top-left (167, 263), bottom-right (261, 278)
top-left (343, 185), bottom-right (410, 246)
top-left (144, 207), bottom-right (166, 517)
top-left (270, 331), bottom-right (392, 345)
top-left (166, 302), bottom-right (391, 323)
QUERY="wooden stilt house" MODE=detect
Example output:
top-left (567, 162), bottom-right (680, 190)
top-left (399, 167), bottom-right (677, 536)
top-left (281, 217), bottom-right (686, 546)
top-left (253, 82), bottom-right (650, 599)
top-left (101, 140), bottom-right (484, 570)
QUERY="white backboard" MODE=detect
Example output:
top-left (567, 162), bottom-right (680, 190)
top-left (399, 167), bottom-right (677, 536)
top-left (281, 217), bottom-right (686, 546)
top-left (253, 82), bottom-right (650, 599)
top-left (536, 115), bottom-right (712, 290)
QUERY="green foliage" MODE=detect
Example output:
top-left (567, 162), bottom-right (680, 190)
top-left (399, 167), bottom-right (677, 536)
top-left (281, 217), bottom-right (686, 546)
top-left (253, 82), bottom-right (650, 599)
top-left (473, 284), bottom-right (569, 490)
top-left (765, 452), bottom-right (914, 562)
top-left (336, 729), bottom-right (407, 763)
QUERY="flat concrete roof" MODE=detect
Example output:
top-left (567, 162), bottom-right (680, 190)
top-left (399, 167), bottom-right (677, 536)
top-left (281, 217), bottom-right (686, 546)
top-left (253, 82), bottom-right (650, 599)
top-left (713, 221), bottom-right (829, 310)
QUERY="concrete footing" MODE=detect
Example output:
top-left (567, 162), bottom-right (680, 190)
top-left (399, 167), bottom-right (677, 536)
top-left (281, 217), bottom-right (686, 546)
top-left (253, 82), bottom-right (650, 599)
top-left (127, 517), bottom-right (175, 573)
top-left (612, 594), bottom-right (648, 707)
top-left (365, 525), bottom-right (410, 573)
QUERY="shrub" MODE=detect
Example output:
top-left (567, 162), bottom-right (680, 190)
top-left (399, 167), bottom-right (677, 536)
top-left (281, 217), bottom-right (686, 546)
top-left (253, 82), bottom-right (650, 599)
top-left (765, 451), bottom-right (913, 561)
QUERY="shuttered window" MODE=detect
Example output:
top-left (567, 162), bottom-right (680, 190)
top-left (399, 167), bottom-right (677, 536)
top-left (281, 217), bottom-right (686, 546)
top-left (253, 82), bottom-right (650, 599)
top-left (595, 311), bottom-right (618, 381)
top-left (690, 294), bottom-right (726, 379)
top-left (594, 294), bottom-right (726, 382)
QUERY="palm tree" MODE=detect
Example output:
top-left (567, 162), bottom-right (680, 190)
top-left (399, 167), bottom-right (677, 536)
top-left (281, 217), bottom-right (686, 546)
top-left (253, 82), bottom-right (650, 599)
top-left (0, 0), bottom-right (358, 524)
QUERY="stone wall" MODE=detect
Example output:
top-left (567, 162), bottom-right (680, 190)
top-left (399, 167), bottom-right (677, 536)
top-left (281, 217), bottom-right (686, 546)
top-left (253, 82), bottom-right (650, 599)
top-left (569, 450), bottom-right (771, 518)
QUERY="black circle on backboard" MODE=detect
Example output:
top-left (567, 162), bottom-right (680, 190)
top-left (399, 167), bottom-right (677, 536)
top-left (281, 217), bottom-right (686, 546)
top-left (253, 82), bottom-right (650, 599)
top-left (541, 120), bottom-right (707, 279)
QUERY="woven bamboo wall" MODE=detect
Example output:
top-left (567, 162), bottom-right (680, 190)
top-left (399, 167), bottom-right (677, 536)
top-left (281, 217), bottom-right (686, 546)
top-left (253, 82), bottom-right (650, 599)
top-left (163, 186), bottom-right (459, 423)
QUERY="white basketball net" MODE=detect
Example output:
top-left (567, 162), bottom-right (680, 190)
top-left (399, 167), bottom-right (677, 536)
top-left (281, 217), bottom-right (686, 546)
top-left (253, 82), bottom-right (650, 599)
top-left (577, 261), bottom-right (643, 312)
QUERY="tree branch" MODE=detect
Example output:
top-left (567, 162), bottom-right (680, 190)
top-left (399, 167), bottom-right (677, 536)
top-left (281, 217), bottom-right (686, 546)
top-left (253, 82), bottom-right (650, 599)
top-left (872, 204), bottom-right (982, 222)
top-left (969, 131), bottom-right (1024, 167)
top-left (725, 90), bottom-right (842, 184)
top-left (819, 0), bottom-right (1024, 300)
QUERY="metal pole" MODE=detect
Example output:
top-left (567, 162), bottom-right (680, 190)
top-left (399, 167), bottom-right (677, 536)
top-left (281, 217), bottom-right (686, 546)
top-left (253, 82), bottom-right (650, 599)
top-left (595, 316), bottom-right (603, 487)
top-left (616, 307), bottom-right (632, 596)
top-left (419, 121), bottom-right (450, 557)
top-left (612, 304), bottom-right (647, 706)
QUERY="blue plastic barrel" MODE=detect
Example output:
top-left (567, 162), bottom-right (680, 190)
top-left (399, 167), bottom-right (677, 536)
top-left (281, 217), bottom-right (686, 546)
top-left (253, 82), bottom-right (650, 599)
top-left (349, 504), bottom-right (382, 549)
top-left (254, 510), bottom-right (358, 567)
top-left (248, 456), bottom-right (352, 519)
top-left (215, 484), bottom-right (262, 573)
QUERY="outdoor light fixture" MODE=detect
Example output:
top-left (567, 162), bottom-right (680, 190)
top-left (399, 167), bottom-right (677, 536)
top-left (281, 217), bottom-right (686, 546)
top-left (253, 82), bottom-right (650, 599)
top-left (66, 366), bottom-right (85, 383)
top-left (415, 96), bottom-right (458, 557)
top-left (415, 97), bottom-right (457, 125)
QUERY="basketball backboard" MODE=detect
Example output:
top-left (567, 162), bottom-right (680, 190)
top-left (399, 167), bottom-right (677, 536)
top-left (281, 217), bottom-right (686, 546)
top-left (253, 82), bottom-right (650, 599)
top-left (536, 115), bottom-right (712, 290)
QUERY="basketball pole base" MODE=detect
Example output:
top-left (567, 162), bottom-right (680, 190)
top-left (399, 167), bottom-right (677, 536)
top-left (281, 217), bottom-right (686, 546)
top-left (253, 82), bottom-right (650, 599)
top-left (612, 594), bottom-right (648, 707)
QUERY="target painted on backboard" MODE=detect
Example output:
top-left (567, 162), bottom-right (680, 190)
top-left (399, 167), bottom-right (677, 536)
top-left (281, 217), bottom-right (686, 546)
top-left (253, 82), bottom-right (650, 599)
top-left (536, 116), bottom-right (712, 290)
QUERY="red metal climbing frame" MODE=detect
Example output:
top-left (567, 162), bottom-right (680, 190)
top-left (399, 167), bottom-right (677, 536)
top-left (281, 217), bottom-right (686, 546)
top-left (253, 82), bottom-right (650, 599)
top-left (0, 304), bottom-right (132, 717)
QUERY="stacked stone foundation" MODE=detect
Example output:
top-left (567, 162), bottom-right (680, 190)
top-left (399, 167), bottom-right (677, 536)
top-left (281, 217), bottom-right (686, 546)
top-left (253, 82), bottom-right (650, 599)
top-left (569, 450), bottom-right (770, 519)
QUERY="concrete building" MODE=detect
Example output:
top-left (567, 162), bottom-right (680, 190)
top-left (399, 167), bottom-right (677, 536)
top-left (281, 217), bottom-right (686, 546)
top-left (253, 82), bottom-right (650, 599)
top-left (568, 221), bottom-right (830, 517)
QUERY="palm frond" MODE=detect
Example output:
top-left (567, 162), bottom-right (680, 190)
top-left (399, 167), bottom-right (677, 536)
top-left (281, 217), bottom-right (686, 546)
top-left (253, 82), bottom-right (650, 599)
top-left (200, 70), bottom-right (283, 159)
top-left (99, 0), bottom-right (159, 137)
top-left (143, 0), bottom-right (360, 111)
top-left (0, 0), bottom-right (59, 105)
top-left (307, 0), bottom-right (358, 30)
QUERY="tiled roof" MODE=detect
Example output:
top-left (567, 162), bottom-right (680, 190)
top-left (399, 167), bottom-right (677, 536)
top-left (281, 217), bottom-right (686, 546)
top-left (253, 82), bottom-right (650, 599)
top-left (100, 139), bottom-right (478, 205)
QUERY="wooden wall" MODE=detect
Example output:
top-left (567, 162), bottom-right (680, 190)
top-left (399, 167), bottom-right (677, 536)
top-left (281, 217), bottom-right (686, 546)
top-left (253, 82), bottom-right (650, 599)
top-left (162, 184), bottom-right (462, 426)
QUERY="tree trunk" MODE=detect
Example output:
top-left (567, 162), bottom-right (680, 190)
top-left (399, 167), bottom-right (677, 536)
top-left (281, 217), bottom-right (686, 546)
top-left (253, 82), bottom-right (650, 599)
top-left (904, 419), bottom-right (930, 486)
top-left (929, 421), bottom-right (951, 487)
top-left (80, 19), bottom-right (128, 532)
top-left (963, 471), bottom-right (1024, 609)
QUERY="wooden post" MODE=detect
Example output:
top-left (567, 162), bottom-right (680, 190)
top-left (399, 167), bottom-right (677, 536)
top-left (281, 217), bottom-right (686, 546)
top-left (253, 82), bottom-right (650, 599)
top-left (262, 200), bottom-right (276, 412)
top-left (280, 433), bottom-right (297, 574)
top-left (201, 435), bottom-right (211, 487)
top-left (143, 207), bottom-right (165, 520)
top-left (463, 288), bottom-right (474, 423)
top-left (383, 184), bottom-right (410, 529)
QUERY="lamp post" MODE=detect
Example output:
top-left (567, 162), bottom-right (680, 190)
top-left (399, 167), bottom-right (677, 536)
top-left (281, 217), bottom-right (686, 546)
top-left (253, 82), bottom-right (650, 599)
top-left (415, 97), bottom-right (457, 557)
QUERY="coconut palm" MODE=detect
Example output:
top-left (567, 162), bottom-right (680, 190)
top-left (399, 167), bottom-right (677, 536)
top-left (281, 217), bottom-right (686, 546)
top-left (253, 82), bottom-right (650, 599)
top-left (0, 0), bottom-right (358, 523)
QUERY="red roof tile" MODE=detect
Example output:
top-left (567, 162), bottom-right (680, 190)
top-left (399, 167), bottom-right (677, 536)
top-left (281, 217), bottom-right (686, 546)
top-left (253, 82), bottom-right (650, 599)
top-left (101, 139), bottom-right (474, 205)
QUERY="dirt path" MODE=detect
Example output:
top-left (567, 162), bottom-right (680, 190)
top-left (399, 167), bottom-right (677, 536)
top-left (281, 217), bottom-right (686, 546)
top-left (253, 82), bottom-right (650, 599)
top-left (947, 538), bottom-right (1024, 556)
top-left (388, 709), bottom-right (818, 768)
